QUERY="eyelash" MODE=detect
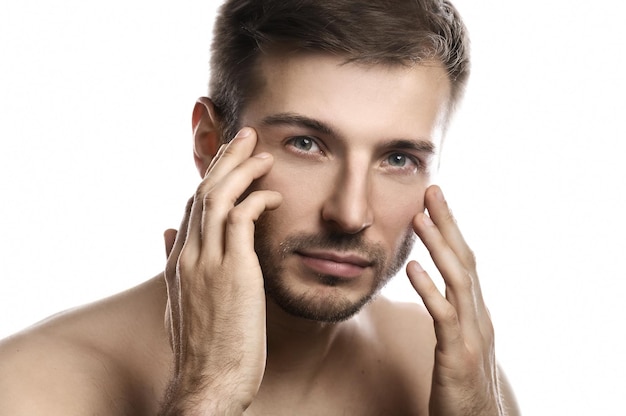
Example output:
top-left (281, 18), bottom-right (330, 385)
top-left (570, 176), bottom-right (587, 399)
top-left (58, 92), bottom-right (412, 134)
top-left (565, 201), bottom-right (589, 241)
top-left (381, 152), bottom-right (423, 174)
top-left (285, 136), bottom-right (425, 175)
top-left (285, 136), bottom-right (325, 156)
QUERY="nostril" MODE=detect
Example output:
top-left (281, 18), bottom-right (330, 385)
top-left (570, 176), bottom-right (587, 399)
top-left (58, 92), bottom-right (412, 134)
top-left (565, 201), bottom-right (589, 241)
top-left (321, 170), bottom-right (373, 233)
top-left (321, 202), bottom-right (373, 234)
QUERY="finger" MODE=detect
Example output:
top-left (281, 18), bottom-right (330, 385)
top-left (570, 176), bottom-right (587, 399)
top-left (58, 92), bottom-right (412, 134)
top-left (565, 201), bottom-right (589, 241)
top-left (164, 229), bottom-right (177, 259)
top-left (425, 186), bottom-right (478, 278)
top-left (165, 197), bottom-right (193, 284)
top-left (413, 212), bottom-right (480, 333)
top-left (202, 127), bottom-right (258, 187)
top-left (163, 198), bottom-right (193, 358)
top-left (185, 127), bottom-right (258, 255)
top-left (425, 185), bottom-right (488, 314)
top-left (224, 190), bottom-right (283, 258)
top-left (202, 153), bottom-right (277, 260)
top-left (407, 260), bottom-right (464, 354)
top-left (204, 143), bottom-right (227, 176)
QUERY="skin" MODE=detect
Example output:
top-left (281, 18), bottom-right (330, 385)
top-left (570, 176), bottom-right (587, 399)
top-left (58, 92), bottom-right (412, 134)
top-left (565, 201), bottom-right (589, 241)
top-left (243, 53), bottom-right (438, 323)
top-left (0, 53), bottom-right (520, 415)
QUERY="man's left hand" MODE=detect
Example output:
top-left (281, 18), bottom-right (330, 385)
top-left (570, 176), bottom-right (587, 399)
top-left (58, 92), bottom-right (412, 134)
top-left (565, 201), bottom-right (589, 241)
top-left (407, 185), bottom-right (510, 416)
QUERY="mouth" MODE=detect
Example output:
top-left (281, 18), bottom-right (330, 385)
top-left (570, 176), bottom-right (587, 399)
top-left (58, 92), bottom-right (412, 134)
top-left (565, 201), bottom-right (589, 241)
top-left (295, 250), bottom-right (373, 279)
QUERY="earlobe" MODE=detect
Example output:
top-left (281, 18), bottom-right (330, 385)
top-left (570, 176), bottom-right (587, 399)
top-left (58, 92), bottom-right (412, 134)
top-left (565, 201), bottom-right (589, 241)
top-left (192, 97), bottom-right (221, 176)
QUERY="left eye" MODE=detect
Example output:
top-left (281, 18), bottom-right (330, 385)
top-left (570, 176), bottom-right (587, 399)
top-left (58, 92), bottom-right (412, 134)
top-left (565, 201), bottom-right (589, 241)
top-left (386, 153), bottom-right (419, 168)
top-left (387, 153), bottom-right (409, 167)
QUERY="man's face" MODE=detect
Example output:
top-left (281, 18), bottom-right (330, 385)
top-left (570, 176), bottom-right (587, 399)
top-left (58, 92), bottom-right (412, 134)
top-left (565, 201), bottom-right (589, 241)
top-left (240, 53), bottom-right (451, 322)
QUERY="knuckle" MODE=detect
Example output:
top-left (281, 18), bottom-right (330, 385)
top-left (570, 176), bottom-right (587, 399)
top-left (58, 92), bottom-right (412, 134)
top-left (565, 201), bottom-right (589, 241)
top-left (458, 269), bottom-right (474, 291)
top-left (202, 190), bottom-right (220, 211)
top-left (482, 318), bottom-right (495, 340)
top-left (195, 175), bottom-right (216, 196)
top-left (444, 207), bottom-right (457, 224)
top-left (441, 304), bottom-right (459, 324)
top-left (462, 249), bottom-right (477, 268)
top-left (177, 257), bottom-right (193, 276)
top-left (177, 247), bottom-right (197, 275)
top-left (185, 196), bottom-right (194, 211)
top-left (226, 205), bottom-right (249, 224)
top-left (194, 186), bottom-right (206, 205)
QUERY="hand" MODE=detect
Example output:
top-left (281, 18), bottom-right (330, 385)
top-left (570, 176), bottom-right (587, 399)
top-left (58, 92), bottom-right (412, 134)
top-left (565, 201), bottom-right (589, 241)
top-left (407, 185), bottom-right (505, 416)
top-left (160, 128), bottom-right (282, 415)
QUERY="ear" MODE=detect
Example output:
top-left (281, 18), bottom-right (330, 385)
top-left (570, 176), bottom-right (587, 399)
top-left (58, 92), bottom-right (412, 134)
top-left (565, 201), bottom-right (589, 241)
top-left (192, 97), bottom-right (221, 177)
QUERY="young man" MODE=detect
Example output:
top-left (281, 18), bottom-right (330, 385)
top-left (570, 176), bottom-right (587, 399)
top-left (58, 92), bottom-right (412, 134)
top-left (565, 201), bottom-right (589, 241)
top-left (0, 0), bottom-right (520, 414)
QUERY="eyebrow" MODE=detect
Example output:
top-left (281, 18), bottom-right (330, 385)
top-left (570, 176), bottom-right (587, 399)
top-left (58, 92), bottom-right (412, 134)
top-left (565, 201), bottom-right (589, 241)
top-left (383, 139), bottom-right (436, 155)
top-left (260, 112), bottom-right (436, 155)
top-left (261, 112), bottom-right (337, 136)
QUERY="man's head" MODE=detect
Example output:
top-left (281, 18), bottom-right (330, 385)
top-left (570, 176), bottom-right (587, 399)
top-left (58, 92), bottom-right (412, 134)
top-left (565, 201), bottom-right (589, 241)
top-left (218, 54), bottom-right (450, 323)
top-left (192, 0), bottom-right (469, 323)
top-left (209, 0), bottom-right (470, 144)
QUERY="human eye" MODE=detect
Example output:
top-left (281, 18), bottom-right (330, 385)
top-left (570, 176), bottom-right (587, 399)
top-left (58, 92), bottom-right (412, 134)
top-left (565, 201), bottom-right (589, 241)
top-left (286, 135), bottom-right (323, 155)
top-left (381, 152), bottom-right (421, 174)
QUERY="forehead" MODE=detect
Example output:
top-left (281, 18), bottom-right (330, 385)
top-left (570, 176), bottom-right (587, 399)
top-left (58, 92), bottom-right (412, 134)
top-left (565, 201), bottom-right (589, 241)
top-left (242, 52), bottom-right (452, 147)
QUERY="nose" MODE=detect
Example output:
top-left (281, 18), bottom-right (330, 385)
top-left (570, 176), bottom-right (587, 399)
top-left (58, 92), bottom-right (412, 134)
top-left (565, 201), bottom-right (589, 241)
top-left (321, 165), bottom-right (373, 234)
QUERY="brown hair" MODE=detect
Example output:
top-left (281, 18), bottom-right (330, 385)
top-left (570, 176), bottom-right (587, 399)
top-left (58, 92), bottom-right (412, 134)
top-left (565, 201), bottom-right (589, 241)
top-left (209, 0), bottom-right (471, 143)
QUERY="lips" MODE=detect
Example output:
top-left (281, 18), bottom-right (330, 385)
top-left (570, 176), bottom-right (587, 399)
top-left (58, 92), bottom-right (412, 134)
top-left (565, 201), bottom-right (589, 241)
top-left (295, 250), bottom-right (372, 279)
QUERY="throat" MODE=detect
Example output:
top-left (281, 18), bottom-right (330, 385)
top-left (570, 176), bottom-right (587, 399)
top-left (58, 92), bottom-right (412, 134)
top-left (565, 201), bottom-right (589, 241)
top-left (264, 298), bottom-right (353, 376)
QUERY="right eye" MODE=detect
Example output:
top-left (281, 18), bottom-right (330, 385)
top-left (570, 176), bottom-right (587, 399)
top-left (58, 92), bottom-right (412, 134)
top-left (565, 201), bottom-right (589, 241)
top-left (286, 136), bottom-right (323, 155)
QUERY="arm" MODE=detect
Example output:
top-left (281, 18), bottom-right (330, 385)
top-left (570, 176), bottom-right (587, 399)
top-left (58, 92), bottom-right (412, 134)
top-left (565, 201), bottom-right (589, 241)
top-left (408, 185), bottom-right (520, 416)
top-left (158, 128), bottom-right (282, 415)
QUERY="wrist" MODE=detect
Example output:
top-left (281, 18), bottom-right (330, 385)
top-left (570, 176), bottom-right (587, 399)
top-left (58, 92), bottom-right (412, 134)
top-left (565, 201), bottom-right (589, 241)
top-left (159, 371), bottom-right (253, 416)
top-left (159, 390), bottom-right (248, 416)
top-left (185, 399), bottom-right (246, 416)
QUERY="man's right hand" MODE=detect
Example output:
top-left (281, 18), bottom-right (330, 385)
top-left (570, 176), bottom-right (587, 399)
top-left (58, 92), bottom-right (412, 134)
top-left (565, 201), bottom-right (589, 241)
top-left (159, 128), bottom-right (282, 415)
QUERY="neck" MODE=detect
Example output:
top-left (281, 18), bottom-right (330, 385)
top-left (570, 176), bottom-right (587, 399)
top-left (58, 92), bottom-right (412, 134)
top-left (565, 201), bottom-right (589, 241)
top-left (264, 298), bottom-right (354, 377)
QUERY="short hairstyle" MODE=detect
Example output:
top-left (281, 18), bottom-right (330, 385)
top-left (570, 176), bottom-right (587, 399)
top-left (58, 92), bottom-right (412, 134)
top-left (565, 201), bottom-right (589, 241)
top-left (209, 0), bottom-right (471, 143)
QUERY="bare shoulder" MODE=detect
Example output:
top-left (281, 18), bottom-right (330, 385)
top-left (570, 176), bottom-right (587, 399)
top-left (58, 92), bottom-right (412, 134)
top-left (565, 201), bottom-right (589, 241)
top-left (0, 325), bottom-right (133, 415)
top-left (364, 296), bottom-right (521, 415)
top-left (0, 276), bottom-right (171, 416)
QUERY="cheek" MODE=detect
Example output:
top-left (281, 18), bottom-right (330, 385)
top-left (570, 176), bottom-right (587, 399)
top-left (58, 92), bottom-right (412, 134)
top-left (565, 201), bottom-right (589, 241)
top-left (372, 181), bottom-right (426, 241)
top-left (373, 177), bottom-right (427, 216)
top-left (253, 159), bottom-right (331, 225)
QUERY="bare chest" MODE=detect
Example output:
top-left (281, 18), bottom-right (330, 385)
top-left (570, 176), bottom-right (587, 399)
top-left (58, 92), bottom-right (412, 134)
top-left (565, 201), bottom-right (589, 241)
top-left (244, 355), bottom-right (428, 415)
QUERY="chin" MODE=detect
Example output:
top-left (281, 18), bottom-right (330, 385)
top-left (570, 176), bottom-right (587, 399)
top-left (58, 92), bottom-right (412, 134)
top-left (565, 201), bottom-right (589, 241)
top-left (264, 274), bottom-right (384, 323)
top-left (253, 218), bottom-right (412, 323)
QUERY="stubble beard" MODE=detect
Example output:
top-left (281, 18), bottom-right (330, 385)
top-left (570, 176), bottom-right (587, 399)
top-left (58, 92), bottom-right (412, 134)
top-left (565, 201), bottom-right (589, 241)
top-left (254, 214), bottom-right (416, 323)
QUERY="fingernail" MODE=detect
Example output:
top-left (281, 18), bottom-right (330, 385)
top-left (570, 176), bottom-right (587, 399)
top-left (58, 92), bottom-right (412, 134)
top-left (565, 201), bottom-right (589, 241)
top-left (234, 127), bottom-right (251, 139)
top-left (254, 152), bottom-right (271, 159)
top-left (412, 261), bottom-right (424, 272)
top-left (422, 214), bottom-right (434, 226)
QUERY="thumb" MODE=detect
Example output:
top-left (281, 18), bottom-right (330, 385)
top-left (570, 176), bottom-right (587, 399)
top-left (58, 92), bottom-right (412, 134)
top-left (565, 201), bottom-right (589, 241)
top-left (163, 228), bottom-right (178, 259)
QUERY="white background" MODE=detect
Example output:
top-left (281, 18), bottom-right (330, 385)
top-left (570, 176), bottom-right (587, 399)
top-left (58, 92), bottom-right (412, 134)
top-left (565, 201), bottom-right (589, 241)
top-left (1, 1), bottom-right (624, 414)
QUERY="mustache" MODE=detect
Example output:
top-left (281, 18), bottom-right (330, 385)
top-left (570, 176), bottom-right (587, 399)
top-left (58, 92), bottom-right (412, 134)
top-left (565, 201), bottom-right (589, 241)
top-left (277, 232), bottom-right (386, 265)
